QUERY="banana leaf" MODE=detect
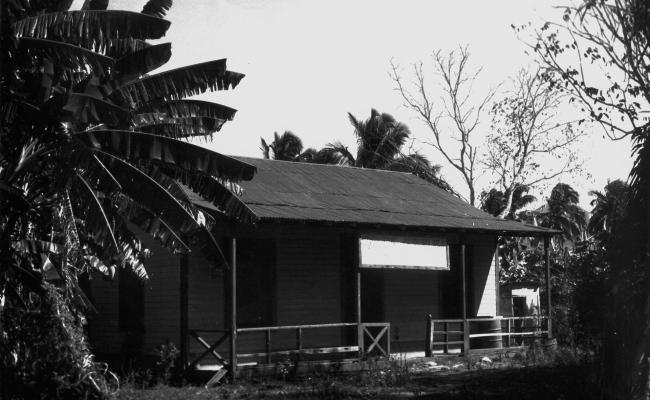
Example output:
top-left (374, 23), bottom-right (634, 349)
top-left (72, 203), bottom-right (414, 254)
top-left (13, 10), bottom-right (171, 52)
top-left (18, 37), bottom-right (114, 77)
top-left (55, 92), bottom-right (131, 127)
top-left (141, 0), bottom-right (172, 18)
top-left (112, 42), bottom-right (172, 83)
top-left (79, 129), bottom-right (256, 181)
top-left (135, 99), bottom-right (237, 121)
top-left (113, 59), bottom-right (245, 106)
top-left (81, 0), bottom-right (108, 10)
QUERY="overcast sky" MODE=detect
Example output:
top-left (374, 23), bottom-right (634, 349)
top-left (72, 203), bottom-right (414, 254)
top-left (95, 0), bottom-right (633, 209)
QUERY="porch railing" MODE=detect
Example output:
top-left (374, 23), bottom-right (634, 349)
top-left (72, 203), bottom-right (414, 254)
top-left (187, 322), bottom-right (390, 372)
top-left (425, 316), bottom-right (549, 356)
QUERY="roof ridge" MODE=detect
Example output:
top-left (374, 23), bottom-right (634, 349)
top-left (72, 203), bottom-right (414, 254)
top-left (230, 155), bottom-right (436, 175)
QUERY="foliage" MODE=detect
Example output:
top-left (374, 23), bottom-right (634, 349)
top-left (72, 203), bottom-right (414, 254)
top-left (259, 111), bottom-right (455, 192)
top-left (587, 179), bottom-right (630, 243)
top-left (329, 108), bottom-right (455, 191)
top-left (530, 2), bottom-right (650, 387)
top-left (480, 184), bottom-right (536, 219)
top-left (0, 284), bottom-right (118, 400)
top-left (486, 68), bottom-right (584, 218)
top-left (260, 131), bottom-right (306, 161)
top-left (1, 0), bottom-right (254, 397)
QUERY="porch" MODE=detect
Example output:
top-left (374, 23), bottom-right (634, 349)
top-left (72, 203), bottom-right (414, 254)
top-left (179, 234), bottom-right (554, 384)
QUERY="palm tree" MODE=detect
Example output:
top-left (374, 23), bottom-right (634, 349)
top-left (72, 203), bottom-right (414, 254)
top-left (325, 109), bottom-right (454, 190)
top-left (480, 185), bottom-right (537, 219)
top-left (1, 1), bottom-right (255, 395)
top-left (260, 131), bottom-right (305, 161)
top-left (532, 183), bottom-right (587, 249)
top-left (328, 109), bottom-right (410, 168)
top-left (587, 179), bottom-right (630, 241)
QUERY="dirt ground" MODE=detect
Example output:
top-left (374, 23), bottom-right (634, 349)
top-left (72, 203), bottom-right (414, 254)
top-left (115, 358), bottom-right (595, 400)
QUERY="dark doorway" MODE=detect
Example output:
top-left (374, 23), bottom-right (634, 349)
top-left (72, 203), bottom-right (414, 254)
top-left (361, 269), bottom-right (385, 323)
top-left (235, 238), bottom-right (276, 327)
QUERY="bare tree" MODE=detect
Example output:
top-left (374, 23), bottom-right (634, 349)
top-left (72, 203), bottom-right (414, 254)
top-left (485, 67), bottom-right (584, 218)
top-left (390, 46), bottom-right (497, 205)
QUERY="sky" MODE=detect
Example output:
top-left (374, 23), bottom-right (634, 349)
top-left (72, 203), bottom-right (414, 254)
top-left (92, 0), bottom-right (633, 210)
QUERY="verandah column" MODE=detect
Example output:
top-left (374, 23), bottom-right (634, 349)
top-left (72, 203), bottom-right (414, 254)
top-left (229, 237), bottom-right (238, 381)
top-left (544, 236), bottom-right (553, 339)
top-left (355, 235), bottom-right (363, 356)
top-left (460, 237), bottom-right (469, 354)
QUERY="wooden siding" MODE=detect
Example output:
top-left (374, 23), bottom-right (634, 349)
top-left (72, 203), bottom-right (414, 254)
top-left (383, 270), bottom-right (442, 344)
top-left (468, 235), bottom-right (498, 317)
top-left (141, 234), bottom-right (181, 355)
top-left (88, 273), bottom-right (120, 355)
top-left (275, 228), bottom-right (342, 348)
top-left (88, 224), bottom-right (501, 361)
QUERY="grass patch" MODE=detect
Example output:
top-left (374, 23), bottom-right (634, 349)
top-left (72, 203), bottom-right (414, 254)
top-left (112, 347), bottom-right (598, 399)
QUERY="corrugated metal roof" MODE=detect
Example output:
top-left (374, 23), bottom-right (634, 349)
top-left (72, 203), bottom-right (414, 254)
top-left (194, 156), bottom-right (556, 236)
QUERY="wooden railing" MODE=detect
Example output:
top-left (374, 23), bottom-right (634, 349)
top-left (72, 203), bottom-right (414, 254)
top-left (425, 316), bottom-right (548, 356)
top-left (188, 322), bottom-right (391, 371)
top-left (237, 322), bottom-right (391, 362)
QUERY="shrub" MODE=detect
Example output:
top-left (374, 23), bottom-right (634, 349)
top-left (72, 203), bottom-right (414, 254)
top-left (0, 284), bottom-right (116, 399)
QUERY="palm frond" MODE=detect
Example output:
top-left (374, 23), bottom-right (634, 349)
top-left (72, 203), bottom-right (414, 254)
top-left (98, 152), bottom-right (201, 234)
top-left (181, 176), bottom-right (257, 223)
top-left (17, 37), bottom-right (114, 76)
top-left (116, 197), bottom-right (190, 255)
top-left (135, 99), bottom-right (237, 121)
top-left (136, 123), bottom-right (212, 138)
top-left (55, 92), bottom-right (131, 126)
top-left (141, 0), bottom-right (172, 18)
top-left (112, 42), bottom-right (172, 83)
top-left (134, 116), bottom-right (226, 137)
top-left (27, 0), bottom-right (74, 13)
top-left (12, 240), bottom-right (63, 254)
top-left (113, 60), bottom-right (245, 106)
top-left (13, 10), bottom-right (171, 52)
top-left (79, 129), bottom-right (257, 181)
top-left (325, 141), bottom-right (355, 166)
top-left (81, 0), bottom-right (108, 10)
top-left (103, 38), bottom-right (151, 58)
top-left (75, 172), bottom-right (120, 253)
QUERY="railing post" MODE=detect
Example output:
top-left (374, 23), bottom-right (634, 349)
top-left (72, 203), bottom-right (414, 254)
top-left (461, 241), bottom-right (470, 356)
top-left (544, 236), bottom-right (553, 339)
top-left (229, 238), bottom-right (238, 382)
top-left (265, 329), bottom-right (272, 364)
top-left (425, 314), bottom-right (433, 357)
top-left (444, 322), bottom-right (449, 354)
top-left (507, 318), bottom-right (511, 348)
top-left (386, 323), bottom-right (390, 356)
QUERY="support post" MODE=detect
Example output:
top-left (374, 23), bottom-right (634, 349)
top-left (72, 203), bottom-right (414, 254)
top-left (356, 268), bottom-right (363, 355)
top-left (461, 241), bottom-right (470, 358)
top-left (179, 253), bottom-right (189, 370)
top-left (355, 235), bottom-right (363, 356)
top-left (425, 314), bottom-right (433, 357)
top-left (544, 236), bottom-right (553, 339)
top-left (229, 238), bottom-right (238, 381)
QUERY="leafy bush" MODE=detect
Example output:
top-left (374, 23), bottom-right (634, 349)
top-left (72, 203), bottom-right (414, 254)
top-left (0, 284), bottom-right (117, 399)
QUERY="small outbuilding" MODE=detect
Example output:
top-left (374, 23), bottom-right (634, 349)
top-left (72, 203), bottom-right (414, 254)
top-left (88, 156), bottom-right (556, 381)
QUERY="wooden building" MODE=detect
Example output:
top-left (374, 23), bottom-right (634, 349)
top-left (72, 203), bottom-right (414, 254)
top-left (88, 157), bottom-right (556, 380)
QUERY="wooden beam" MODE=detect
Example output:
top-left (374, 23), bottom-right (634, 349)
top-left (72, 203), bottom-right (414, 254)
top-left (461, 240), bottom-right (470, 356)
top-left (179, 253), bottom-right (189, 370)
top-left (544, 236), bottom-right (552, 339)
top-left (229, 237), bottom-right (238, 381)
